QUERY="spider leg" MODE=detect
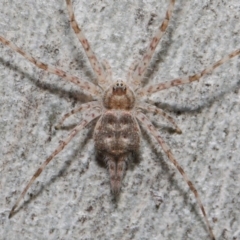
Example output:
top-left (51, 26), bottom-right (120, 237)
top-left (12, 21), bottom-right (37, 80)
top-left (137, 49), bottom-right (240, 97)
top-left (137, 102), bottom-right (182, 134)
top-left (0, 36), bottom-right (100, 97)
top-left (55, 101), bottom-right (100, 129)
top-left (127, 61), bottom-right (138, 87)
top-left (136, 111), bottom-right (215, 240)
top-left (130, 0), bottom-right (175, 88)
top-left (66, 0), bottom-right (107, 87)
top-left (102, 59), bottom-right (113, 85)
top-left (9, 108), bottom-right (101, 218)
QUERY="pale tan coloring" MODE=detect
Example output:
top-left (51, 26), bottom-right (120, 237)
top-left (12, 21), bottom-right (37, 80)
top-left (1, 1), bottom-right (240, 239)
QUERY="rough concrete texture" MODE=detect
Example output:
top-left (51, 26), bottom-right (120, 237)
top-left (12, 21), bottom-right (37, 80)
top-left (0, 0), bottom-right (240, 239)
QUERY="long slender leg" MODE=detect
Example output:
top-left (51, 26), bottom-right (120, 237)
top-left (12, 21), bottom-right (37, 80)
top-left (66, 0), bottom-right (106, 86)
top-left (102, 59), bottom-right (112, 86)
top-left (137, 49), bottom-right (240, 97)
top-left (9, 109), bottom-right (101, 218)
top-left (136, 111), bottom-right (215, 240)
top-left (137, 102), bottom-right (182, 133)
top-left (130, 0), bottom-right (175, 88)
top-left (0, 36), bottom-right (100, 97)
top-left (127, 61), bottom-right (138, 87)
top-left (55, 101), bottom-right (100, 129)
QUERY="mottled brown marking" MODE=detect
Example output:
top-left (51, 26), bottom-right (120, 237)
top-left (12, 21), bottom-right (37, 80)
top-left (166, 149), bottom-right (171, 158)
top-left (172, 79), bottom-right (181, 86)
top-left (82, 39), bottom-right (90, 51)
top-left (94, 111), bottom-right (140, 156)
top-left (56, 69), bottom-right (65, 76)
top-left (39, 62), bottom-right (48, 70)
top-left (201, 69), bottom-right (208, 76)
top-left (34, 168), bottom-right (42, 178)
top-left (212, 60), bottom-right (222, 69)
top-left (160, 19), bottom-right (168, 32)
top-left (178, 166), bottom-right (185, 176)
top-left (73, 22), bottom-right (81, 33)
top-left (17, 49), bottom-right (25, 56)
top-left (90, 55), bottom-right (97, 61)
top-left (230, 49), bottom-right (240, 57)
top-left (150, 37), bottom-right (158, 50)
top-left (201, 205), bottom-right (206, 216)
top-left (189, 75), bottom-right (198, 82)
top-left (187, 180), bottom-right (198, 196)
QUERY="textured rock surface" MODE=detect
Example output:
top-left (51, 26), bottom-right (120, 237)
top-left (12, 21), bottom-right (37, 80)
top-left (0, 0), bottom-right (240, 239)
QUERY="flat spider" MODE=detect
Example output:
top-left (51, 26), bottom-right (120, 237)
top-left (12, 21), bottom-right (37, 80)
top-left (1, 0), bottom-right (239, 239)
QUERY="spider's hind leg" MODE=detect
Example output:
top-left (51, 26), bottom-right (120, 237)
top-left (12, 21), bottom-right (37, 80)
top-left (136, 111), bottom-right (216, 240)
top-left (9, 108), bottom-right (101, 218)
top-left (137, 102), bottom-right (182, 134)
top-left (55, 101), bottom-right (100, 129)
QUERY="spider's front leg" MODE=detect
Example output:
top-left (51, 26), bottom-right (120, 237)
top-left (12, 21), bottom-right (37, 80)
top-left (9, 109), bottom-right (101, 218)
top-left (129, 0), bottom-right (175, 88)
top-left (0, 36), bottom-right (100, 97)
top-left (137, 49), bottom-right (240, 97)
top-left (66, 0), bottom-right (111, 89)
top-left (136, 111), bottom-right (216, 240)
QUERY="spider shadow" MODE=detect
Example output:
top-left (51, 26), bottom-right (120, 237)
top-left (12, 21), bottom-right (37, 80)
top-left (164, 84), bottom-right (239, 118)
top-left (0, 56), bottom-right (93, 105)
top-left (140, 82), bottom-right (240, 233)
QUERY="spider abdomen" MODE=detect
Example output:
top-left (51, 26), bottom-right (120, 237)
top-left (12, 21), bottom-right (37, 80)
top-left (94, 110), bottom-right (140, 193)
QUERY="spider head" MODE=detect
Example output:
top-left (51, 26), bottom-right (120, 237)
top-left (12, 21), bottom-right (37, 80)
top-left (112, 80), bottom-right (127, 95)
top-left (103, 80), bottom-right (135, 110)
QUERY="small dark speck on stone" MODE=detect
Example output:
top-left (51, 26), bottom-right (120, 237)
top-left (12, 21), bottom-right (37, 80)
top-left (86, 205), bottom-right (93, 212)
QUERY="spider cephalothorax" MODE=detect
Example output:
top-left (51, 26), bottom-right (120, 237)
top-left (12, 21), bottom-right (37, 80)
top-left (103, 80), bottom-right (135, 110)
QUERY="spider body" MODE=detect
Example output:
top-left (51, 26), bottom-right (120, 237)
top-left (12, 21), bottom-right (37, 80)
top-left (95, 81), bottom-right (140, 193)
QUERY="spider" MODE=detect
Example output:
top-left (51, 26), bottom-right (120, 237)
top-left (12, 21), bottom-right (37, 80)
top-left (0, 0), bottom-right (239, 239)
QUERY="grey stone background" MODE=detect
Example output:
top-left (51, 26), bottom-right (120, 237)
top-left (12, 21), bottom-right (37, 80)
top-left (0, 0), bottom-right (240, 239)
